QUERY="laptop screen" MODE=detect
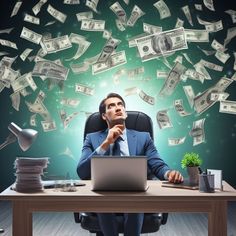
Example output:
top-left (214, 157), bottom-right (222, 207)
top-left (91, 156), bottom-right (148, 191)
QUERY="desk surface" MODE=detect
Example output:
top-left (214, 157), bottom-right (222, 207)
top-left (1, 180), bottom-right (236, 201)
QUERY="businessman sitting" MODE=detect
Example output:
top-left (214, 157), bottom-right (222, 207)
top-left (77, 92), bottom-right (183, 236)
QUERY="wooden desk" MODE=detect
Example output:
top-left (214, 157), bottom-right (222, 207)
top-left (0, 180), bottom-right (236, 236)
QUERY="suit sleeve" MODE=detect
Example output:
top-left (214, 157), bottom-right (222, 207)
top-left (144, 133), bottom-right (170, 180)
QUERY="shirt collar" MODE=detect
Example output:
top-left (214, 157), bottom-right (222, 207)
top-left (120, 128), bottom-right (127, 141)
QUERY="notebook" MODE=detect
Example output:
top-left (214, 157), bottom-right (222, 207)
top-left (161, 179), bottom-right (199, 190)
top-left (91, 156), bottom-right (148, 191)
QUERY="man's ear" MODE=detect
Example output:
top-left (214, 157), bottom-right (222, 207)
top-left (102, 113), bottom-right (107, 121)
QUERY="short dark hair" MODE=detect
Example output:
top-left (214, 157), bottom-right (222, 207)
top-left (99, 93), bottom-right (126, 115)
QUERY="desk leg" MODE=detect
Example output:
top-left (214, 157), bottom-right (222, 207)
top-left (208, 201), bottom-right (227, 236)
top-left (12, 201), bottom-right (32, 236)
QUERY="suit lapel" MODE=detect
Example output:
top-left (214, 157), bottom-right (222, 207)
top-left (127, 129), bottom-right (137, 156)
top-left (99, 130), bottom-right (110, 155)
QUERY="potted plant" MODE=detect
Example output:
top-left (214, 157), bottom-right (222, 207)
top-left (181, 152), bottom-right (202, 185)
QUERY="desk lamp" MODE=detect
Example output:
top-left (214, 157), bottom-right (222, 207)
top-left (0, 122), bottom-right (38, 233)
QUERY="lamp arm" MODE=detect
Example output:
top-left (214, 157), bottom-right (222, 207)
top-left (0, 133), bottom-right (17, 151)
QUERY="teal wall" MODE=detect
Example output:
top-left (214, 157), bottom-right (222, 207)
top-left (0, 0), bottom-right (236, 191)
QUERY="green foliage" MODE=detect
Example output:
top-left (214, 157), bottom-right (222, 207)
top-left (181, 152), bottom-right (202, 169)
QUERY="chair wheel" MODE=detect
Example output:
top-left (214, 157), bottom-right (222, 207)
top-left (0, 228), bottom-right (4, 233)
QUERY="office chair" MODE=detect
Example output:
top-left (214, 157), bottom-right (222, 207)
top-left (74, 111), bottom-right (168, 235)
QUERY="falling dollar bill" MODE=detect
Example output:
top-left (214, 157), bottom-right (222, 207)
top-left (92, 50), bottom-right (127, 75)
top-left (185, 69), bottom-right (205, 83)
top-left (76, 11), bottom-right (93, 21)
top-left (205, 20), bottom-right (223, 33)
top-left (156, 110), bottom-right (173, 129)
top-left (24, 13), bottom-right (40, 25)
top-left (181, 5), bottom-right (193, 26)
top-left (81, 19), bottom-right (105, 31)
top-left (199, 59), bottom-right (223, 72)
top-left (32, 61), bottom-right (69, 81)
top-left (64, 0), bottom-right (80, 4)
top-left (20, 27), bottom-right (42, 44)
top-left (219, 100), bottom-right (236, 115)
top-left (224, 26), bottom-right (236, 47)
top-left (97, 37), bottom-right (121, 63)
top-left (10, 1), bottom-right (22, 17)
top-left (156, 71), bottom-right (169, 78)
top-left (138, 90), bottom-right (155, 105)
top-left (127, 5), bottom-right (145, 27)
top-left (0, 27), bottom-right (14, 34)
top-left (195, 4), bottom-right (203, 11)
top-left (110, 2), bottom-right (127, 25)
top-left (32, 0), bottom-right (48, 15)
top-left (159, 62), bottom-right (186, 96)
top-left (20, 48), bottom-right (33, 61)
top-left (41, 35), bottom-right (72, 54)
top-left (210, 92), bottom-right (229, 102)
top-left (174, 99), bottom-right (191, 116)
top-left (194, 77), bottom-right (233, 114)
top-left (86, 0), bottom-right (99, 13)
top-left (10, 92), bottom-right (20, 111)
top-left (143, 23), bottom-right (162, 34)
top-left (127, 33), bottom-right (148, 48)
top-left (0, 39), bottom-right (17, 49)
top-left (175, 18), bottom-right (184, 28)
top-left (225, 10), bottom-right (236, 24)
top-left (63, 112), bottom-right (79, 128)
top-left (61, 98), bottom-right (80, 107)
top-left (211, 39), bottom-right (225, 52)
top-left (189, 118), bottom-right (205, 146)
top-left (70, 62), bottom-right (90, 74)
top-left (124, 87), bottom-right (138, 96)
top-left (135, 27), bottom-right (187, 62)
top-left (184, 29), bottom-right (209, 42)
top-left (127, 66), bottom-right (144, 78)
top-left (75, 83), bottom-right (94, 96)
top-left (203, 0), bottom-right (215, 11)
top-left (30, 114), bottom-right (37, 127)
top-left (41, 120), bottom-right (57, 132)
top-left (47, 4), bottom-right (67, 23)
top-left (168, 137), bottom-right (186, 146)
top-left (183, 85), bottom-right (195, 108)
top-left (103, 30), bottom-right (112, 39)
top-left (153, 0), bottom-right (171, 19)
top-left (215, 51), bottom-right (230, 64)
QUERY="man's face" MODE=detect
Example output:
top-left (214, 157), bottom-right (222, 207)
top-left (102, 97), bottom-right (127, 126)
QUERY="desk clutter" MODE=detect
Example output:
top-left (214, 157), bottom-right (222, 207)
top-left (13, 157), bottom-right (49, 193)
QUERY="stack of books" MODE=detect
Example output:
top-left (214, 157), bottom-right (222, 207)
top-left (14, 157), bottom-right (49, 192)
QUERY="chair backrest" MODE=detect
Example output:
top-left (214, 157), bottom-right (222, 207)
top-left (84, 111), bottom-right (153, 140)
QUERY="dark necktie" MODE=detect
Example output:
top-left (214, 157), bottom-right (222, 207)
top-left (112, 137), bottom-right (121, 156)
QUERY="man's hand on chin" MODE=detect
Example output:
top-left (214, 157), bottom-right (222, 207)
top-left (167, 170), bottom-right (184, 183)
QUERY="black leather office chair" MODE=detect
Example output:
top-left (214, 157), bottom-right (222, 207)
top-left (74, 111), bottom-right (168, 235)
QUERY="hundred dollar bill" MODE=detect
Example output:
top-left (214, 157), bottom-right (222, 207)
top-left (20, 48), bottom-right (33, 61)
top-left (0, 81), bottom-right (5, 93)
top-left (153, 0), bottom-right (171, 19)
top-left (103, 30), bottom-right (112, 39)
top-left (19, 88), bottom-right (31, 97)
top-left (32, 61), bottom-right (69, 81)
top-left (197, 16), bottom-right (212, 25)
top-left (20, 27), bottom-right (42, 44)
top-left (0, 66), bottom-right (20, 88)
top-left (64, 0), bottom-right (80, 4)
top-left (143, 23), bottom-right (162, 34)
top-left (189, 119), bottom-right (205, 146)
top-left (110, 2), bottom-right (127, 25)
top-left (210, 92), bottom-right (229, 102)
top-left (203, 0), bottom-right (215, 11)
top-left (224, 27), bottom-right (236, 47)
top-left (194, 62), bottom-right (211, 80)
top-left (30, 114), bottom-right (37, 126)
top-left (127, 33), bottom-right (148, 48)
top-left (183, 85), bottom-right (195, 108)
top-left (92, 50), bottom-right (127, 75)
top-left (168, 137), bottom-right (186, 146)
top-left (136, 27), bottom-right (187, 62)
top-left (41, 120), bottom-right (57, 132)
top-left (124, 87), bottom-right (138, 96)
top-left (35, 90), bottom-right (46, 103)
top-left (75, 83), bottom-right (94, 95)
top-left (185, 69), bottom-right (205, 83)
top-left (219, 100), bottom-right (236, 115)
top-left (194, 77), bottom-right (233, 114)
top-left (47, 4), bottom-right (67, 23)
top-left (10, 1), bottom-right (22, 17)
top-left (42, 35), bottom-right (72, 54)
top-left (159, 62), bottom-right (186, 96)
top-left (0, 56), bottom-right (18, 67)
top-left (10, 91), bottom-right (20, 111)
top-left (70, 62), bottom-right (90, 74)
top-left (116, 19), bottom-right (126, 31)
top-left (61, 98), bottom-right (80, 107)
top-left (174, 99), bottom-right (191, 116)
top-left (76, 11), bottom-right (93, 21)
top-left (205, 20), bottom-right (223, 33)
top-left (127, 5), bottom-right (145, 27)
top-left (199, 59), bottom-right (223, 72)
top-left (181, 5), bottom-right (193, 26)
top-left (215, 51), bottom-right (230, 64)
top-left (44, 21), bottom-right (56, 26)
top-left (0, 27), bottom-right (14, 34)
top-left (225, 10), bottom-right (236, 24)
top-left (184, 29), bottom-right (209, 42)
top-left (197, 45), bottom-right (215, 56)
top-left (97, 37), bottom-right (121, 63)
top-left (211, 39), bottom-right (225, 52)
top-left (24, 13), bottom-right (40, 25)
top-left (156, 71), bottom-right (169, 78)
top-left (175, 18), bottom-right (184, 28)
top-left (156, 110), bottom-right (173, 129)
top-left (127, 66), bottom-right (144, 78)
top-left (32, 0), bottom-right (48, 15)
top-left (63, 112), bottom-right (79, 128)
top-left (195, 4), bottom-right (203, 11)
top-left (86, 0), bottom-right (99, 13)
top-left (174, 55), bottom-right (183, 64)
top-left (81, 19), bottom-right (105, 31)
top-left (0, 39), bottom-right (17, 49)
top-left (138, 90), bottom-right (155, 105)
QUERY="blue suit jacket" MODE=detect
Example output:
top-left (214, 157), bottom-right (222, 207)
top-left (77, 129), bottom-right (170, 180)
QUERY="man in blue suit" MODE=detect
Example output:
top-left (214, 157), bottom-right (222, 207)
top-left (77, 93), bottom-right (183, 236)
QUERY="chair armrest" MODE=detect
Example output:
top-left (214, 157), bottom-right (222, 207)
top-left (161, 213), bottom-right (168, 225)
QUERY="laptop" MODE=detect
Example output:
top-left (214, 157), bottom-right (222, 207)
top-left (91, 156), bottom-right (148, 191)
